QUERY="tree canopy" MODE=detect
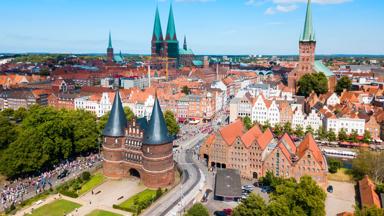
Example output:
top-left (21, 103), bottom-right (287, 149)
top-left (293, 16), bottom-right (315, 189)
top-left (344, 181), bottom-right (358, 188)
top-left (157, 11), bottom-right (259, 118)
top-left (243, 116), bottom-right (252, 130)
top-left (164, 110), bottom-right (180, 136)
top-left (298, 72), bottom-right (328, 97)
top-left (352, 150), bottom-right (384, 183)
top-left (0, 106), bottom-right (99, 179)
top-left (234, 174), bottom-right (326, 216)
top-left (335, 76), bottom-right (352, 95)
top-left (181, 86), bottom-right (191, 95)
top-left (184, 203), bottom-right (209, 216)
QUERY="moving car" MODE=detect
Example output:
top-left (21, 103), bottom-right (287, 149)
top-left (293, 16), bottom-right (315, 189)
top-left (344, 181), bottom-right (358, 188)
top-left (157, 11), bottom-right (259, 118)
top-left (327, 185), bottom-right (333, 193)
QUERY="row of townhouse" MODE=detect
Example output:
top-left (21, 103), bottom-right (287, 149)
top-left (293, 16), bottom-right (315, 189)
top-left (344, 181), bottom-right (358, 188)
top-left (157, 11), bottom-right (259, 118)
top-left (230, 93), bottom-right (322, 130)
top-left (74, 92), bottom-right (116, 117)
top-left (199, 120), bottom-right (328, 188)
top-left (0, 88), bottom-right (49, 110)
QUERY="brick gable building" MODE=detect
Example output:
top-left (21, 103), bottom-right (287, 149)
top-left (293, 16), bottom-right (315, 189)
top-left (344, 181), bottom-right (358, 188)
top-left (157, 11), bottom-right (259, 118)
top-left (200, 120), bottom-right (328, 187)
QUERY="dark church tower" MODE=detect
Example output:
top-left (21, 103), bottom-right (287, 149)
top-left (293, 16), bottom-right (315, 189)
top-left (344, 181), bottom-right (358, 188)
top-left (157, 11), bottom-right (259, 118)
top-left (107, 31), bottom-right (114, 62)
top-left (141, 94), bottom-right (175, 188)
top-left (151, 6), bottom-right (165, 57)
top-left (165, 4), bottom-right (179, 60)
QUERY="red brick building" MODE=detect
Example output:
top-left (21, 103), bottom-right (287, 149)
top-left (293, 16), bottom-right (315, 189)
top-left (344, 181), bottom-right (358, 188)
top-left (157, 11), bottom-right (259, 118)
top-left (288, 0), bottom-right (336, 93)
top-left (102, 91), bottom-right (175, 188)
top-left (199, 120), bottom-right (328, 187)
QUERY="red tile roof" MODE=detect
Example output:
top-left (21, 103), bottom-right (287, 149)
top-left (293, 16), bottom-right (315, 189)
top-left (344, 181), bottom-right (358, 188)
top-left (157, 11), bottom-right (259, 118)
top-left (219, 119), bottom-right (245, 146)
top-left (257, 128), bottom-right (274, 150)
top-left (297, 133), bottom-right (324, 168)
top-left (241, 124), bottom-right (263, 148)
top-left (359, 175), bottom-right (381, 208)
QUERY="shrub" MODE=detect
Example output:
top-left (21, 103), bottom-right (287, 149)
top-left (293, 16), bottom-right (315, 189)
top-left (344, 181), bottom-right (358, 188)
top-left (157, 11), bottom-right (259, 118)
top-left (81, 171), bottom-right (91, 181)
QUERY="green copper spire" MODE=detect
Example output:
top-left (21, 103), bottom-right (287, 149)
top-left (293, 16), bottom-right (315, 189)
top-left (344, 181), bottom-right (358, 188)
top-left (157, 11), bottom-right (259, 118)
top-left (108, 31), bottom-right (113, 49)
top-left (301, 0), bottom-right (316, 42)
top-left (153, 6), bottom-right (163, 41)
top-left (166, 3), bottom-right (177, 41)
top-left (183, 35), bottom-right (187, 50)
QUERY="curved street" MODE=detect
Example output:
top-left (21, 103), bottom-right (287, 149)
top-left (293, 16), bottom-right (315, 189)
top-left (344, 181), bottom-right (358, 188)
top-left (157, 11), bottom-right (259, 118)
top-left (142, 133), bottom-right (207, 216)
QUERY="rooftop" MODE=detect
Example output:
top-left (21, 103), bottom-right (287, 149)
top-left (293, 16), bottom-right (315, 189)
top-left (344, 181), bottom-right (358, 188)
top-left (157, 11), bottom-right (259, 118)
top-left (215, 169), bottom-right (242, 198)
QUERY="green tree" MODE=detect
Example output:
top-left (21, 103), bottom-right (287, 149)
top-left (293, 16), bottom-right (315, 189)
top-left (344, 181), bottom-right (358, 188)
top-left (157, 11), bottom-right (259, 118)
top-left (294, 125), bottom-right (304, 138)
top-left (355, 205), bottom-right (384, 216)
top-left (298, 72), bottom-right (328, 97)
top-left (349, 130), bottom-right (359, 143)
top-left (13, 107), bottom-right (28, 122)
top-left (283, 122), bottom-right (293, 134)
top-left (328, 158), bottom-right (342, 174)
top-left (351, 150), bottom-right (384, 182)
top-left (233, 193), bottom-right (267, 216)
top-left (243, 116), bottom-right (252, 130)
top-left (181, 86), bottom-right (191, 95)
top-left (327, 129), bottom-right (337, 142)
top-left (305, 125), bottom-right (314, 135)
top-left (261, 121), bottom-right (271, 132)
top-left (185, 203), bottom-right (209, 216)
top-left (363, 130), bottom-right (372, 143)
top-left (316, 127), bottom-right (327, 140)
top-left (338, 128), bottom-right (348, 141)
top-left (335, 76), bottom-right (352, 95)
top-left (164, 110), bottom-right (180, 136)
top-left (0, 114), bottom-right (17, 150)
top-left (273, 124), bottom-right (284, 137)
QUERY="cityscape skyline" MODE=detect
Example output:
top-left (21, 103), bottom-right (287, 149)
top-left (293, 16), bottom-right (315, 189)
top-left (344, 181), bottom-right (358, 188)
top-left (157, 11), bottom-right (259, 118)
top-left (0, 0), bottom-right (383, 55)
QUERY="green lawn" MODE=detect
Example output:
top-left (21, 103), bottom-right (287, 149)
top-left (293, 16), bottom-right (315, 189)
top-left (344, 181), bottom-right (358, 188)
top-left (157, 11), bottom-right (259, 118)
top-left (328, 168), bottom-right (354, 182)
top-left (78, 173), bottom-right (106, 195)
top-left (29, 199), bottom-right (81, 216)
top-left (86, 209), bottom-right (122, 216)
top-left (118, 189), bottom-right (156, 210)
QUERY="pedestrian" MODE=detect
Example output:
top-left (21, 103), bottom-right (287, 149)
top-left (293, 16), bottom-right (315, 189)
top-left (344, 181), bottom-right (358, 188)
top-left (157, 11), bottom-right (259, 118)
top-left (91, 190), bottom-right (94, 195)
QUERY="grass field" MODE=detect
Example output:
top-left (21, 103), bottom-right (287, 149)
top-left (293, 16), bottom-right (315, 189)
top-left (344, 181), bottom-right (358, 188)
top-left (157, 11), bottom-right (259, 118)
top-left (29, 199), bottom-right (81, 216)
top-left (78, 173), bottom-right (106, 195)
top-left (328, 168), bottom-right (354, 182)
top-left (86, 209), bottom-right (122, 216)
top-left (118, 189), bottom-right (156, 210)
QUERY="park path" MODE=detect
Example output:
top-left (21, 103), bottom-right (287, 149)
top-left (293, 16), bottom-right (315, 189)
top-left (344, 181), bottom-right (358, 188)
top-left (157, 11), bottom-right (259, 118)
top-left (15, 179), bottom-right (145, 216)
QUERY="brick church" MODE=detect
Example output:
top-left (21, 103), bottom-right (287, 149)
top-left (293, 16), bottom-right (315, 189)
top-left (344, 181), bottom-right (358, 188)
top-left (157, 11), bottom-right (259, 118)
top-left (102, 91), bottom-right (175, 188)
top-left (151, 4), bottom-right (196, 68)
top-left (288, 0), bottom-right (336, 92)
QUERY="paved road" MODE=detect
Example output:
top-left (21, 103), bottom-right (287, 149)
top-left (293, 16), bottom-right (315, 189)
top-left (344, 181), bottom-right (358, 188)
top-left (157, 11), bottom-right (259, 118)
top-left (142, 134), bottom-right (206, 216)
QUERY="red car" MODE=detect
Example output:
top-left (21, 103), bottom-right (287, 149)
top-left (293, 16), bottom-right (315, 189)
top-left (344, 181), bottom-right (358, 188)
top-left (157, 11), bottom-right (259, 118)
top-left (223, 208), bottom-right (233, 216)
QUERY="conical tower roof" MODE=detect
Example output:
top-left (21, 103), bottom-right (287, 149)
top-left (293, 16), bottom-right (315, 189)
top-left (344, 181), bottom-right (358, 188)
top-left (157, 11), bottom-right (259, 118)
top-left (102, 91), bottom-right (127, 137)
top-left (166, 3), bottom-right (177, 41)
top-left (183, 35), bottom-right (187, 50)
top-left (108, 31), bottom-right (113, 49)
top-left (153, 6), bottom-right (164, 42)
top-left (143, 94), bottom-right (173, 145)
top-left (301, 0), bottom-right (316, 42)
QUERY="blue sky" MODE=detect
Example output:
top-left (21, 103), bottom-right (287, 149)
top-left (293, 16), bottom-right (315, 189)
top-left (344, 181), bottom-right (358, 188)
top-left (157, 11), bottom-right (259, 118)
top-left (0, 0), bottom-right (383, 55)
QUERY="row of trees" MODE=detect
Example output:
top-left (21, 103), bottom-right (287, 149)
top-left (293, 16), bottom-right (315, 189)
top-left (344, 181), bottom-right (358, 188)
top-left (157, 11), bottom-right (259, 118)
top-left (0, 106), bottom-right (99, 178)
top-left (242, 117), bottom-right (372, 142)
top-left (0, 105), bottom-right (181, 179)
top-left (233, 173), bottom-right (327, 216)
top-left (297, 73), bottom-right (352, 97)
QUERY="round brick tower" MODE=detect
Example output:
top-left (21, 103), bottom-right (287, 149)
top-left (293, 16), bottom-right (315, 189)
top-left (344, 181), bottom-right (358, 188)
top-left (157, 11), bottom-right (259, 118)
top-left (102, 91), bottom-right (127, 179)
top-left (141, 95), bottom-right (175, 188)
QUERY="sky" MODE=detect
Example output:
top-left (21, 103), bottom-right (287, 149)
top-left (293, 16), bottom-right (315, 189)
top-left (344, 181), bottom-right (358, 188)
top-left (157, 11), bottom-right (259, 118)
top-left (0, 0), bottom-right (383, 55)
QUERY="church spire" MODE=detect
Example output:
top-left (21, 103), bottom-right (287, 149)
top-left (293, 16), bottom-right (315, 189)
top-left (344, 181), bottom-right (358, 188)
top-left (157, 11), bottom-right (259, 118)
top-left (166, 3), bottom-right (177, 41)
top-left (153, 5), bottom-right (163, 41)
top-left (108, 31), bottom-right (113, 49)
top-left (102, 91), bottom-right (127, 137)
top-left (142, 94), bottom-right (173, 145)
top-left (301, 0), bottom-right (316, 42)
top-left (183, 35), bottom-right (187, 50)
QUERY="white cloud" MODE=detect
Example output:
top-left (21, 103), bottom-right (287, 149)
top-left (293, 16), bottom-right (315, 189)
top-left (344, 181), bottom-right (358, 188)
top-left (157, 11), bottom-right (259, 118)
top-left (276, 4), bottom-right (298, 12)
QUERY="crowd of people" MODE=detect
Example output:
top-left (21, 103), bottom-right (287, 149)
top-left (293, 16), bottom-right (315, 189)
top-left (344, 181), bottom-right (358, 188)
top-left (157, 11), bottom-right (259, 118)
top-left (0, 154), bottom-right (102, 210)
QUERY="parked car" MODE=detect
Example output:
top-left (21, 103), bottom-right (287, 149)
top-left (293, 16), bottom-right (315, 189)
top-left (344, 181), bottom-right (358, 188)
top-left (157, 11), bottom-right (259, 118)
top-left (57, 169), bottom-right (69, 179)
top-left (223, 208), bottom-right (233, 215)
top-left (327, 185), bottom-right (334, 193)
top-left (201, 189), bottom-right (212, 202)
top-left (214, 211), bottom-right (226, 216)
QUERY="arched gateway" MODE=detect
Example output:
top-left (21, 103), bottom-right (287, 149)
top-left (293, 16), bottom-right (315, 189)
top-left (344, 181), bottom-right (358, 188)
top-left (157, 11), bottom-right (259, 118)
top-left (102, 91), bottom-right (175, 188)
